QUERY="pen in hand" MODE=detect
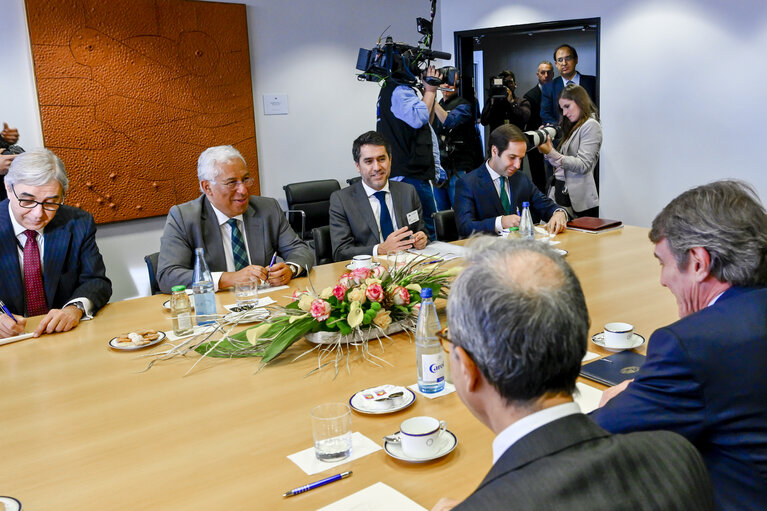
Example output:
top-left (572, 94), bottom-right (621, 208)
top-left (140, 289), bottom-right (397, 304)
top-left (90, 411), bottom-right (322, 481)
top-left (268, 252), bottom-right (277, 268)
top-left (0, 300), bottom-right (18, 324)
top-left (283, 470), bottom-right (352, 497)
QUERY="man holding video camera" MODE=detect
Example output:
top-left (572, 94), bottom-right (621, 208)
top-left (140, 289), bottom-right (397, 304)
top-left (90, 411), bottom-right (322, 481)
top-left (480, 71), bottom-right (530, 134)
top-left (377, 66), bottom-right (442, 240)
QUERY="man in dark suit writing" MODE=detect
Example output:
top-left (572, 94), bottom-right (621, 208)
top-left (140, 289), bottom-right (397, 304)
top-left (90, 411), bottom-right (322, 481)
top-left (453, 124), bottom-right (567, 237)
top-left (431, 237), bottom-right (713, 511)
top-left (0, 149), bottom-right (111, 338)
top-left (157, 145), bottom-right (313, 294)
top-left (592, 180), bottom-right (767, 510)
top-left (329, 131), bottom-right (427, 262)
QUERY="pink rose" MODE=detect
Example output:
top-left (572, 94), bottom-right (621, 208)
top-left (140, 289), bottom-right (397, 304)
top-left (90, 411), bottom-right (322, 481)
top-left (291, 290), bottom-right (302, 302)
top-left (365, 282), bottom-right (385, 302)
top-left (411, 302), bottom-right (421, 316)
top-left (338, 273), bottom-right (353, 288)
top-left (372, 265), bottom-right (388, 280)
top-left (332, 284), bottom-right (347, 301)
top-left (351, 267), bottom-right (372, 284)
top-left (392, 286), bottom-right (410, 306)
top-left (310, 299), bottom-right (332, 321)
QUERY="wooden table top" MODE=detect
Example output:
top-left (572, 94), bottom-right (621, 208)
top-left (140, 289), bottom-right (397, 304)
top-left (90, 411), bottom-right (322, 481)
top-left (0, 226), bottom-right (678, 510)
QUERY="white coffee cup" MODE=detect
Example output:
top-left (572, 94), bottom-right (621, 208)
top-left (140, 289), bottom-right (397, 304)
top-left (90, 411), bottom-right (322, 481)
top-left (396, 416), bottom-right (447, 458)
top-left (603, 322), bottom-right (635, 349)
top-left (352, 255), bottom-right (373, 269)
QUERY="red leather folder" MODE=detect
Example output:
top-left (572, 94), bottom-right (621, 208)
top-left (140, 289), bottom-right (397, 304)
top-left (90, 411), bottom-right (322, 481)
top-left (566, 217), bottom-right (623, 232)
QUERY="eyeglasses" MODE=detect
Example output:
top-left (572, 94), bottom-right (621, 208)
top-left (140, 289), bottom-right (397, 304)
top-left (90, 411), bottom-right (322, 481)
top-left (556, 55), bottom-right (575, 63)
top-left (436, 326), bottom-right (453, 354)
top-left (212, 177), bottom-right (255, 190)
top-left (11, 185), bottom-right (63, 211)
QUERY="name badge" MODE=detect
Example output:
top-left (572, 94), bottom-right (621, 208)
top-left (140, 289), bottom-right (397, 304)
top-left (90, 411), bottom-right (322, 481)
top-left (406, 210), bottom-right (419, 225)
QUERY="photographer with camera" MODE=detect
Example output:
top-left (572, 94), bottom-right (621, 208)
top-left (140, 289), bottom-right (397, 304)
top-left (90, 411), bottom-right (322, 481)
top-left (431, 72), bottom-right (483, 210)
top-left (376, 65), bottom-right (442, 240)
top-left (480, 71), bottom-right (530, 134)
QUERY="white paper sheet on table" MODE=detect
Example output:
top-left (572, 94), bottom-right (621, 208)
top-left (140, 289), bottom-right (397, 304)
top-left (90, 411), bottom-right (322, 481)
top-left (408, 241), bottom-right (467, 261)
top-left (317, 482), bottom-right (427, 511)
top-left (574, 382), bottom-right (603, 414)
top-left (408, 382), bottom-right (455, 399)
top-left (287, 432), bottom-right (382, 476)
top-left (0, 332), bottom-right (34, 346)
top-left (257, 284), bottom-right (289, 295)
top-left (582, 351), bottom-right (599, 362)
top-left (164, 325), bottom-right (212, 342)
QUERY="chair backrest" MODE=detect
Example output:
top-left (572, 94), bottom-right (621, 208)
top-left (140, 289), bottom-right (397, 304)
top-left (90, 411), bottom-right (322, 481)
top-left (346, 176), bottom-right (361, 187)
top-left (311, 225), bottom-right (333, 266)
top-left (144, 252), bottom-right (161, 295)
top-left (432, 209), bottom-right (459, 242)
top-left (283, 179), bottom-right (341, 239)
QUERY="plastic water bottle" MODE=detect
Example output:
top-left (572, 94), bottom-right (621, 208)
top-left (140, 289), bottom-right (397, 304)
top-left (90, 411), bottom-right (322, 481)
top-left (416, 287), bottom-right (445, 393)
top-left (192, 247), bottom-right (217, 325)
top-left (519, 201), bottom-right (534, 240)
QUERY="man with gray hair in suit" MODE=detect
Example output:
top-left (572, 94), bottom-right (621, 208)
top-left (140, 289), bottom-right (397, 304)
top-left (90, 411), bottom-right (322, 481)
top-left (431, 238), bottom-right (713, 511)
top-left (157, 145), bottom-right (313, 294)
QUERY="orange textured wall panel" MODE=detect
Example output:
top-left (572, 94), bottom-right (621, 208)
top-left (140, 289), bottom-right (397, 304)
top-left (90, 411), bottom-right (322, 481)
top-left (25, 0), bottom-right (259, 223)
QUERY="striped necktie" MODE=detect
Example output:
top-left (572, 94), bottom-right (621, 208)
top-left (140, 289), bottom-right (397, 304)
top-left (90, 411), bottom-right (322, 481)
top-left (23, 230), bottom-right (49, 316)
top-left (227, 219), bottom-right (249, 271)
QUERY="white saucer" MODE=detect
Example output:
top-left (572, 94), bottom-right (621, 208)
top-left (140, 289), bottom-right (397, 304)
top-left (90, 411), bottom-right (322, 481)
top-left (349, 386), bottom-right (416, 415)
top-left (345, 262), bottom-right (381, 271)
top-left (109, 331), bottom-right (167, 351)
top-left (591, 332), bottom-right (645, 352)
top-left (383, 430), bottom-right (457, 462)
top-left (224, 308), bottom-right (269, 324)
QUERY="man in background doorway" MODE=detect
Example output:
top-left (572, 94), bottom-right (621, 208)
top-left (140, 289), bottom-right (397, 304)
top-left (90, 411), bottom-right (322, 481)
top-left (524, 61), bottom-right (554, 193)
top-left (540, 44), bottom-right (597, 126)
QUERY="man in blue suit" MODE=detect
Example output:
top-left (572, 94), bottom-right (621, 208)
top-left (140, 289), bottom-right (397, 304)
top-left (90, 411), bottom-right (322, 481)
top-left (0, 149), bottom-right (112, 339)
top-left (591, 180), bottom-right (767, 510)
top-left (540, 44), bottom-right (597, 126)
top-left (453, 124), bottom-right (567, 237)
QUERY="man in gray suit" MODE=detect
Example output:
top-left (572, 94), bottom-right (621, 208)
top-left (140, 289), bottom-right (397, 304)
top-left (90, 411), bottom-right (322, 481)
top-left (328, 131), bottom-right (428, 262)
top-left (157, 145), bottom-right (313, 294)
top-left (431, 238), bottom-right (713, 511)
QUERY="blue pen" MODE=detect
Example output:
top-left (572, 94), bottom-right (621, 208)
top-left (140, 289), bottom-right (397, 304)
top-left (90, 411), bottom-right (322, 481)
top-left (283, 470), bottom-right (352, 497)
top-left (0, 300), bottom-right (18, 324)
top-left (268, 251), bottom-right (277, 268)
top-left (516, 206), bottom-right (520, 216)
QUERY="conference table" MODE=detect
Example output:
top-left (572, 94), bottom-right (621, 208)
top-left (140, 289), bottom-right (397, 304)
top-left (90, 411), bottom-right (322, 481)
top-left (0, 226), bottom-right (678, 510)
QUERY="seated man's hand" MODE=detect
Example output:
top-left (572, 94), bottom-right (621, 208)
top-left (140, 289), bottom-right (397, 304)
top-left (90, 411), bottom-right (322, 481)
top-left (0, 153), bottom-right (17, 173)
top-left (0, 313), bottom-right (27, 338)
top-left (599, 379), bottom-right (633, 407)
top-left (378, 226), bottom-right (415, 255)
top-left (34, 306), bottom-right (83, 336)
top-left (266, 261), bottom-right (293, 286)
top-left (500, 214), bottom-right (521, 229)
top-left (220, 265), bottom-right (268, 289)
top-left (412, 231), bottom-right (428, 250)
top-left (2, 123), bottom-right (19, 144)
top-left (546, 210), bottom-right (568, 234)
top-left (431, 497), bottom-right (461, 511)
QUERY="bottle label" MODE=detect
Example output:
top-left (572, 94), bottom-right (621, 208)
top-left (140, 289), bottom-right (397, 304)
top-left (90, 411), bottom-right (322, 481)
top-left (420, 352), bottom-right (445, 384)
top-left (177, 312), bottom-right (192, 331)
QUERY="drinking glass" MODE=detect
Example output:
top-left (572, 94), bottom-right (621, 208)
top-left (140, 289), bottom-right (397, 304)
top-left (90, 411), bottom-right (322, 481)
top-left (311, 402), bottom-right (352, 462)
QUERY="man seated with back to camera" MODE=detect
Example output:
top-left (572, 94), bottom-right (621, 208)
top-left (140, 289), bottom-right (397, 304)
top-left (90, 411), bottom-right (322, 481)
top-left (431, 237), bottom-right (713, 511)
top-left (453, 124), bottom-right (567, 237)
top-left (329, 131), bottom-right (428, 262)
top-left (156, 145), bottom-right (313, 294)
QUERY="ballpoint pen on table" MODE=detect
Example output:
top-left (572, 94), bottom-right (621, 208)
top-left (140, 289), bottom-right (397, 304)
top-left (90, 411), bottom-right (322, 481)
top-left (283, 471), bottom-right (352, 497)
top-left (0, 300), bottom-right (18, 324)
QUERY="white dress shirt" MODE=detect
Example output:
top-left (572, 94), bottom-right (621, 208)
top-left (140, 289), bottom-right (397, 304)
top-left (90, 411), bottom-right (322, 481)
top-left (361, 180), bottom-right (399, 256)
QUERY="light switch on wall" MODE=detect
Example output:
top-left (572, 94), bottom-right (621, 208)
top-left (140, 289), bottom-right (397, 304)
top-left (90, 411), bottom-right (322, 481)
top-left (263, 94), bottom-right (288, 115)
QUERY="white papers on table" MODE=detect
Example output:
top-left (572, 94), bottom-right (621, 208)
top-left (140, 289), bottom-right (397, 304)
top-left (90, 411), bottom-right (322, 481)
top-left (287, 432), bottom-right (382, 476)
top-left (0, 332), bottom-right (34, 346)
top-left (408, 382), bottom-right (456, 399)
top-left (257, 284), bottom-right (289, 294)
top-left (574, 382), bottom-right (604, 414)
top-left (582, 351), bottom-right (600, 362)
top-left (318, 482), bottom-right (427, 511)
top-left (409, 241), bottom-right (466, 261)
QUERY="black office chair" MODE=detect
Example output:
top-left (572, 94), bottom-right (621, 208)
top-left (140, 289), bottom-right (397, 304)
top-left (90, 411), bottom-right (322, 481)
top-left (432, 209), bottom-right (459, 242)
top-left (312, 225), bottom-right (333, 265)
top-left (283, 179), bottom-right (341, 240)
top-left (346, 176), bottom-right (361, 187)
top-left (144, 252), bottom-right (161, 295)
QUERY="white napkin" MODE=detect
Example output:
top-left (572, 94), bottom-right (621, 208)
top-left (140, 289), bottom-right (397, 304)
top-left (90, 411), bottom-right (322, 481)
top-left (287, 432), bottom-right (381, 476)
top-left (574, 382), bottom-right (604, 414)
top-left (582, 351), bottom-right (600, 362)
top-left (223, 296), bottom-right (276, 312)
top-left (317, 482), bottom-right (427, 511)
top-left (164, 325), bottom-right (212, 342)
top-left (408, 382), bottom-right (456, 399)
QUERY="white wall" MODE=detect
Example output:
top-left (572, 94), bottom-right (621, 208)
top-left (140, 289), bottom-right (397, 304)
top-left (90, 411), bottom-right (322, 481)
top-left (439, 0), bottom-right (767, 227)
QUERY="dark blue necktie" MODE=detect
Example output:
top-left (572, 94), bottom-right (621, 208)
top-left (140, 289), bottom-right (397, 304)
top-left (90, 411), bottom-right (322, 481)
top-left (373, 191), bottom-right (394, 241)
top-left (228, 218), bottom-right (249, 271)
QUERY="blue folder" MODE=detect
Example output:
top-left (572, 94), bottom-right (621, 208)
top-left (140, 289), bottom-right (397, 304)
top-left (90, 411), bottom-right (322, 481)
top-left (580, 351), bottom-right (646, 387)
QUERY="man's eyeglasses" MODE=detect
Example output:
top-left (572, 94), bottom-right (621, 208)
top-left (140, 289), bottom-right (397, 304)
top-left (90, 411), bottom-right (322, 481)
top-left (556, 55), bottom-right (575, 63)
top-left (11, 185), bottom-right (63, 211)
top-left (436, 326), bottom-right (453, 354)
top-left (212, 177), bottom-right (255, 190)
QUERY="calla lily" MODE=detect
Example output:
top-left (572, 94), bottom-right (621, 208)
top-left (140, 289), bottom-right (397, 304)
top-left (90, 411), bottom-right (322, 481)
top-left (245, 323), bottom-right (272, 345)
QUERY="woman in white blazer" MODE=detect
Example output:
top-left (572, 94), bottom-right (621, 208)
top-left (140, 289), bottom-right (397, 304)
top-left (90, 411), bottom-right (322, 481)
top-left (537, 84), bottom-right (602, 218)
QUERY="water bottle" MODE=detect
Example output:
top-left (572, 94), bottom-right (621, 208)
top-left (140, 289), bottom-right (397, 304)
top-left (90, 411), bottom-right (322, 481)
top-left (170, 285), bottom-right (193, 336)
top-left (519, 201), bottom-right (534, 240)
top-left (192, 247), bottom-right (217, 325)
top-left (416, 287), bottom-right (445, 393)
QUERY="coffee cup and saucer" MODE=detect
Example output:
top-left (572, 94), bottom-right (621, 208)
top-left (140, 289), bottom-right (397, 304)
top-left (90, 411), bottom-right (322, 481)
top-left (383, 416), bottom-right (458, 462)
top-left (592, 322), bottom-right (645, 352)
top-left (345, 254), bottom-right (381, 271)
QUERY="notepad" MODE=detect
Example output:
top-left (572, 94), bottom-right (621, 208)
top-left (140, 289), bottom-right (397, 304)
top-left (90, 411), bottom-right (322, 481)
top-left (580, 351), bottom-right (646, 387)
top-left (0, 332), bottom-right (34, 346)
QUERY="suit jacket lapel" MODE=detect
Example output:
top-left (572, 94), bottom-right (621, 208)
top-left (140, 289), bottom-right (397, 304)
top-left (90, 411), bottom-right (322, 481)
top-left (42, 215), bottom-right (70, 309)
top-left (0, 203), bottom-right (25, 313)
top-left (201, 198), bottom-right (227, 271)
top-left (354, 183), bottom-right (382, 242)
top-left (243, 200), bottom-right (266, 266)
top-left (479, 167), bottom-right (505, 217)
top-left (390, 183), bottom-right (409, 229)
